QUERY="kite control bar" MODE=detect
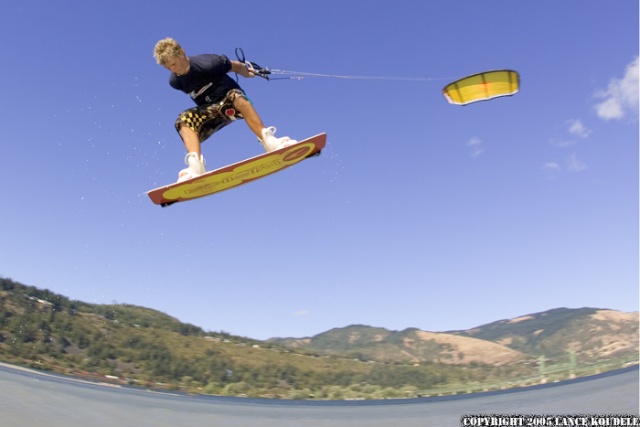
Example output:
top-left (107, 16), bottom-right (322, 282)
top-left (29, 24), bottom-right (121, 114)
top-left (235, 47), bottom-right (272, 80)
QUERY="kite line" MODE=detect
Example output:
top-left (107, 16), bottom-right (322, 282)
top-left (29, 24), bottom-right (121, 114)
top-left (235, 47), bottom-right (456, 82)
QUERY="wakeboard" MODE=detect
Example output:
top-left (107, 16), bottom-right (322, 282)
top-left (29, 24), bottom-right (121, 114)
top-left (147, 133), bottom-right (326, 207)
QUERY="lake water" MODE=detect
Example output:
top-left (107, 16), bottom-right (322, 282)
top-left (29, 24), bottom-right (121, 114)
top-left (0, 363), bottom-right (637, 426)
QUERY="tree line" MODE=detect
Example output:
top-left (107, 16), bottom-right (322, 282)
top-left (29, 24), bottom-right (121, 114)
top-left (0, 277), bottom-right (529, 398)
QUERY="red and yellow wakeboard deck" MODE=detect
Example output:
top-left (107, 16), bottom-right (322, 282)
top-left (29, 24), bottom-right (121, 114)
top-left (147, 133), bottom-right (326, 207)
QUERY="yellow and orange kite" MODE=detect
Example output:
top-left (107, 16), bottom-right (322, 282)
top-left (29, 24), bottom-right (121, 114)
top-left (442, 70), bottom-right (520, 106)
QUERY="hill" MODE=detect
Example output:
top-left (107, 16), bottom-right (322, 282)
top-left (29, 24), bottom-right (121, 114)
top-left (270, 308), bottom-right (638, 365)
top-left (448, 307), bottom-right (639, 360)
top-left (0, 277), bottom-right (501, 399)
top-left (1, 276), bottom-right (637, 399)
top-left (269, 325), bottom-right (526, 365)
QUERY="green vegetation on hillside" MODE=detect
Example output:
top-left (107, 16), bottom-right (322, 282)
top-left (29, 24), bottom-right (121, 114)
top-left (0, 277), bottom-right (508, 398)
top-left (1, 277), bottom-right (636, 399)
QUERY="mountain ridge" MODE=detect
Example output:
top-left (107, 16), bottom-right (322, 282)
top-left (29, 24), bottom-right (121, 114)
top-left (268, 307), bottom-right (638, 364)
top-left (1, 276), bottom-right (637, 399)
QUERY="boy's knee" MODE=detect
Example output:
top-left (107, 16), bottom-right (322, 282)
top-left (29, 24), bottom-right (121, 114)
top-left (233, 95), bottom-right (249, 107)
top-left (178, 122), bottom-right (196, 136)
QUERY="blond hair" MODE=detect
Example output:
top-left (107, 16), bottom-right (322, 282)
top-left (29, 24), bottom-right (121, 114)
top-left (153, 37), bottom-right (184, 65)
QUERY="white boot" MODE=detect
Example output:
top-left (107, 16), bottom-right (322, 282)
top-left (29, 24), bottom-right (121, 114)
top-left (177, 152), bottom-right (206, 182)
top-left (260, 126), bottom-right (297, 152)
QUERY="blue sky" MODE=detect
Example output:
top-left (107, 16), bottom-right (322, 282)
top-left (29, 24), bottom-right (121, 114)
top-left (1, 1), bottom-right (638, 340)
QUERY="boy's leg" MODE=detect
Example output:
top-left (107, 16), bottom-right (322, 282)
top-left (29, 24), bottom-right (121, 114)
top-left (232, 95), bottom-right (297, 151)
top-left (178, 123), bottom-right (202, 155)
top-left (174, 110), bottom-right (209, 181)
top-left (232, 95), bottom-right (265, 139)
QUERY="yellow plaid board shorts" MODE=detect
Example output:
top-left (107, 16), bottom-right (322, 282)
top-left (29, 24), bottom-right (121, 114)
top-left (174, 89), bottom-right (247, 142)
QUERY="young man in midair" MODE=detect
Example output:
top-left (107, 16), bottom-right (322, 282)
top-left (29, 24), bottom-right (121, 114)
top-left (153, 38), bottom-right (296, 181)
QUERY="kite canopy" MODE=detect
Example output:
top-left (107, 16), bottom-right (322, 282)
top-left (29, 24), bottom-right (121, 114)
top-left (442, 70), bottom-right (520, 105)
